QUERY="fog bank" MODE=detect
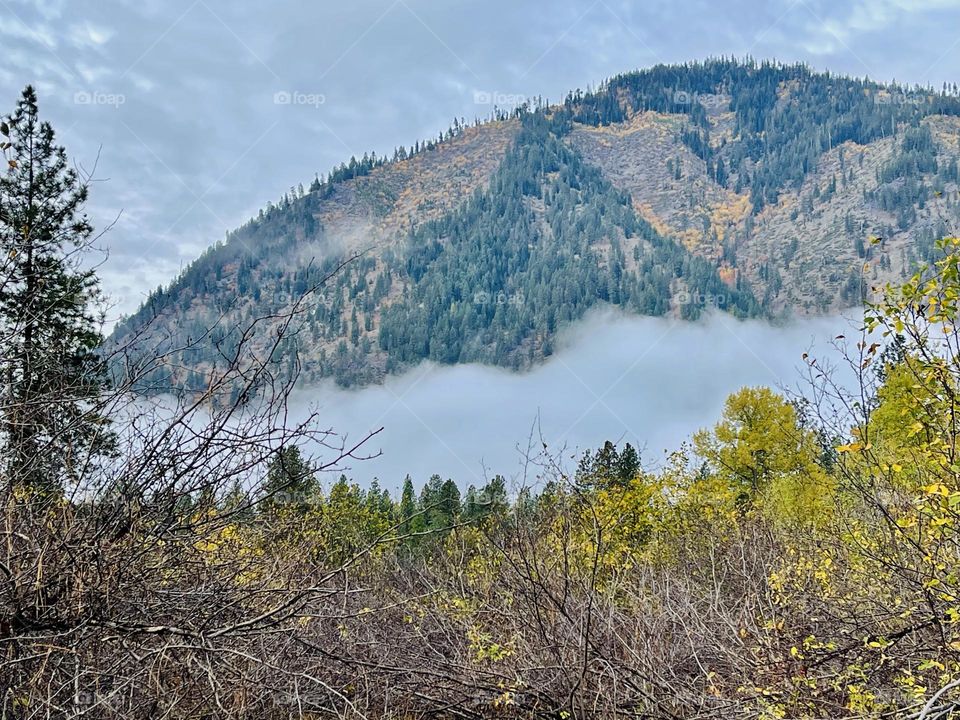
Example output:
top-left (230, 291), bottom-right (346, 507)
top-left (297, 308), bottom-right (861, 491)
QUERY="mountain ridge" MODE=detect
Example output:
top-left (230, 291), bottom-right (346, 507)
top-left (113, 59), bottom-right (960, 393)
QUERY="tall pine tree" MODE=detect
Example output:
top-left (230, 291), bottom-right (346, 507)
top-left (0, 86), bottom-right (111, 493)
top-left (261, 445), bottom-right (318, 514)
top-left (399, 475), bottom-right (418, 533)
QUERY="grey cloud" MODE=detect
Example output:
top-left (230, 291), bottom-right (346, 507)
top-left (294, 309), bottom-right (860, 492)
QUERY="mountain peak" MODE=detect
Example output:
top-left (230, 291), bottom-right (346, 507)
top-left (113, 60), bottom-right (960, 395)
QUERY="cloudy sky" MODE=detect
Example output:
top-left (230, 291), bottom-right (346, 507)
top-left (1, 0), bottom-right (959, 318)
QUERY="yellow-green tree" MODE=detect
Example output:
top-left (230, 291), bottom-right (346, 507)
top-left (694, 386), bottom-right (833, 526)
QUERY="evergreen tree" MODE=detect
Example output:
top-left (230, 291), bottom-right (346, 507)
top-left (261, 445), bottom-right (318, 514)
top-left (577, 441), bottom-right (641, 488)
top-left (0, 86), bottom-right (112, 493)
top-left (419, 474), bottom-right (444, 529)
top-left (463, 484), bottom-right (481, 521)
top-left (616, 444), bottom-right (641, 483)
top-left (399, 475), bottom-right (418, 533)
top-left (437, 479), bottom-right (461, 525)
top-left (464, 475), bottom-right (509, 522)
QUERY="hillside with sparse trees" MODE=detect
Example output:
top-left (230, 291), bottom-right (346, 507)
top-left (113, 60), bottom-right (960, 395)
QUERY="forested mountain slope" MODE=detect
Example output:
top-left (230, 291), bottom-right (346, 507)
top-left (114, 59), bottom-right (960, 392)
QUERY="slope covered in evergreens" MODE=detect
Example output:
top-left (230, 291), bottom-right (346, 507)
top-left (113, 59), bottom-right (960, 393)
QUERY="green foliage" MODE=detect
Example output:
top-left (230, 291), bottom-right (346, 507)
top-left (0, 86), bottom-right (112, 492)
top-left (378, 110), bottom-right (758, 370)
top-left (869, 124), bottom-right (940, 229)
top-left (567, 58), bottom-right (960, 211)
top-left (261, 445), bottom-right (319, 515)
top-left (576, 440), bottom-right (641, 489)
top-left (693, 386), bottom-right (833, 524)
top-left (463, 475), bottom-right (509, 523)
